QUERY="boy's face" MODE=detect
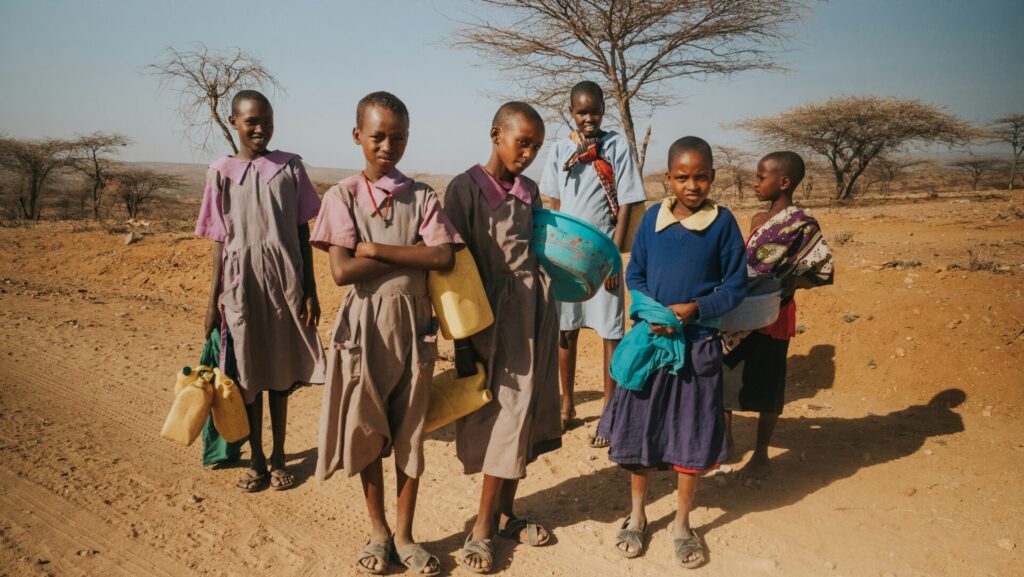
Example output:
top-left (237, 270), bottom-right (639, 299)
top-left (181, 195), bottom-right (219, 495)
top-left (666, 150), bottom-right (715, 212)
top-left (753, 158), bottom-right (788, 202)
top-left (230, 98), bottom-right (274, 155)
top-left (353, 105), bottom-right (409, 176)
top-left (569, 92), bottom-right (604, 137)
top-left (490, 114), bottom-right (545, 176)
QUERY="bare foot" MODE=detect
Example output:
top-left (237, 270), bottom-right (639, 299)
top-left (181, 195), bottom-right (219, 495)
top-left (736, 452), bottom-right (772, 480)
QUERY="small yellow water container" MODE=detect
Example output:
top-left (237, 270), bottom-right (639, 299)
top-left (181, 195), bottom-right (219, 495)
top-left (161, 366), bottom-right (214, 446)
top-left (425, 362), bottom-right (491, 433)
top-left (210, 368), bottom-right (249, 442)
top-left (428, 248), bottom-right (494, 340)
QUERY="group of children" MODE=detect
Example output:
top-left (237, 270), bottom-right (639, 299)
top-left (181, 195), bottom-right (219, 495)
top-left (194, 82), bottom-right (833, 574)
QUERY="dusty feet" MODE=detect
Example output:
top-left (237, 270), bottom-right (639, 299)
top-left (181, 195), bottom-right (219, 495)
top-left (614, 514), bottom-right (647, 558)
top-left (736, 452), bottom-right (772, 480)
top-left (589, 431), bottom-right (610, 448)
top-left (495, 513), bottom-right (550, 546)
top-left (234, 466), bottom-right (268, 492)
top-left (357, 527), bottom-right (393, 574)
top-left (671, 525), bottom-right (707, 569)
top-left (393, 536), bottom-right (440, 575)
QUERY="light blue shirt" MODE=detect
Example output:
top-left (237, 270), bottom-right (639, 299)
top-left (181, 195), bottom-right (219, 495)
top-left (539, 131), bottom-right (647, 236)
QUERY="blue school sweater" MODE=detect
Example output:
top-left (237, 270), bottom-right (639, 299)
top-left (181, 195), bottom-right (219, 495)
top-left (625, 200), bottom-right (747, 321)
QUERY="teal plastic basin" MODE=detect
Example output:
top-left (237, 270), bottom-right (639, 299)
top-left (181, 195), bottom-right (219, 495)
top-left (532, 209), bottom-right (622, 302)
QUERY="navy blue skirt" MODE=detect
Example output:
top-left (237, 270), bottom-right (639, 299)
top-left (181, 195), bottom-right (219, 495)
top-left (598, 331), bottom-right (727, 472)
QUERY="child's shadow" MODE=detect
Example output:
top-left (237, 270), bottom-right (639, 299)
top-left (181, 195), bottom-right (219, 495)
top-left (282, 447), bottom-right (319, 489)
top-left (683, 388), bottom-right (967, 535)
top-left (785, 343), bottom-right (836, 404)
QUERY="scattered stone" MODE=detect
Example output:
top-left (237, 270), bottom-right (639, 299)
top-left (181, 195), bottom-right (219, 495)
top-left (923, 449), bottom-right (933, 456)
top-left (867, 359), bottom-right (877, 369)
top-left (895, 348), bottom-right (906, 358)
top-left (997, 538), bottom-right (1016, 551)
top-left (904, 487), bottom-right (917, 497)
top-left (188, 494), bottom-right (204, 504)
top-left (842, 314), bottom-right (860, 323)
top-left (982, 406), bottom-right (993, 417)
top-left (825, 560), bottom-right (836, 570)
top-left (37, 558), bottom-right (50, 565)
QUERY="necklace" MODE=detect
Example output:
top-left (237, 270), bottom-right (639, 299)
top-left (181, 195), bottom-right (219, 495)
top-left (361, 172), bottom-right (393, 224)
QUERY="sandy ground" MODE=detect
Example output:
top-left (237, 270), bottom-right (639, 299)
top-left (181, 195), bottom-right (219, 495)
top-left (1, 193), bottom-right (1023, 577)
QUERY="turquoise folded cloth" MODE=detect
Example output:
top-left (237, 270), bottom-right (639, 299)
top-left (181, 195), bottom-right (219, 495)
top-left (199, 328), bottom-right (247, 467)
top-left (610, 290), bottom-right (689, 391)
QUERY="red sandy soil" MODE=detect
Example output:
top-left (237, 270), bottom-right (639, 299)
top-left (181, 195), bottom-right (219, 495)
top-left (0, 193), bottom-right (1022, 577)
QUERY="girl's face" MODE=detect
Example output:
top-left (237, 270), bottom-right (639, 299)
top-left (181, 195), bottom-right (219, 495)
top-left (569, 92), bottom-right (604, 138)
top-left (490, 115), bottom-right (545, 177)
top-left (353, 105), bottom-right (408, 178)
top-left (753, 159), bottom-right (787, 202)
top-left (230, 98), bottom-right (274, 157)
top-left (666, 150), bottom-right (715, 213)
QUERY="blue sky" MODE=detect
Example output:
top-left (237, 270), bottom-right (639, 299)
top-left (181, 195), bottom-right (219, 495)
top-left (1, 0), bottom-right (1021, 176)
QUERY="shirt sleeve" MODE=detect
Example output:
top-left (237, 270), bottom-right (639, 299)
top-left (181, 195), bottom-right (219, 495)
top-left (195, 168), bottom-right (227, 242)
top-left (442, 175), bottom-right (474, 246)
top-left (309, 185), bottom-right (356, 252)
top-left (293, 160), bottom-right (322, 224)
top-left (418, 188), bottom-right (464, 247)
top-left (624, 206), bottom-right (652, 297)
top-left (612, 137), bottom-right (648, 205)
top-left (694, 210), bottom-right (748, 320)
top-left (538, 142), bottom-right (562, 200)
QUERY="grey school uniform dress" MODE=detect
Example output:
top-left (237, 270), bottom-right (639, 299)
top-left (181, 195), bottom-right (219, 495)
top-left (195, 150), bottom-right (326, 404)
top-left (312, 171), bottom-right (461, 480)
top-left (443, 165), bottom-right (562, 480)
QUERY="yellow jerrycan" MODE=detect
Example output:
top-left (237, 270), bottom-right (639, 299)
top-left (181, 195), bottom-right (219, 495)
top-left (428, 248), bottom-right (494, 340)
top-left (210, 368), bottom-right (250, 443)
top-left (425, 361), bottom-right (491, 433)
top-left (161, 366), bottom-right (214, 446)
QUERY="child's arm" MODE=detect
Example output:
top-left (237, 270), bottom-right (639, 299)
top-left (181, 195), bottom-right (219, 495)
top-left (604, 202), bottom-right (633, 290)
top-left (327, 245), bottom-right (395, 286)
top-left (297, 223), bottom-right (320, 326)
top-left (354, 242), bottom-right (455, 271)
top-left (693, 212), bottom-right (748, 321)
top-left (623, 208), bottom-right (650, 296)
top-left (204, 241), bottom-right (223, 337)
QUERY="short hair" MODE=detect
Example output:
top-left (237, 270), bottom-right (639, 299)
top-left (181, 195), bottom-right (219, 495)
top-left (491, 101), bottom-right (545, 131)
top-left (570, 81), bottom-right (604, 105)
top-left (231, 90), bottom-right (272, 115)
top-left (356, 91), bottom-right (409, 128)
top-left (762, 151), bottom-right (806, 190)
top-left (667, 136), bottom-right (713, 167)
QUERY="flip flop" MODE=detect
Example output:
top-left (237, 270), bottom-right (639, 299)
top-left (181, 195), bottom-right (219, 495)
top-left (235, 467), bottom-right (268, 493)
top-left (269, 467), bottom-right (295, 491)
top-left (589, 433), bottom-right (610, 448)
top-left (495, 514), bottom-right (549, 546)
top-left (673, 529), bottom-right (707, 569)
top-left (458, 533), bottom-right (493, 574)
top-left (356, 539), bottom-right (392, 575)
top-left (614, 515), bottom-right (646, 558)
top-left (392, 539), bottom-right (440, 575)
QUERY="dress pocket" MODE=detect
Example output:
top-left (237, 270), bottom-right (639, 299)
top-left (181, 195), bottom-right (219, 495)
top-left (689, 336), bottom-right (723, 378)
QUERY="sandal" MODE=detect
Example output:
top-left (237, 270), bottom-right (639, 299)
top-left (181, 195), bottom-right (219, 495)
top-left (614, 515), bottom-right (646, 559)
top-left (392, 539), bottom-right (440, 575)
top-left (495, 514), bottom-right (549, 546)
top-left (673, 529), bottom-right (707, 569)
top-left (235, 467), bottom-right (268, 493)
top-left (458, 532), bottom-right (493, 574)
top-left (269, 467), bottom-right (295, 491)
top-left (589, 433), bottom-right (610, 449)
top-left (356, 540), bottom-right (393, 575)
top-left (561, 409), bottom-right (583, 433)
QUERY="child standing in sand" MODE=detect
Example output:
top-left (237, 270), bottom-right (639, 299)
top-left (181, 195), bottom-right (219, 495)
top-left (539, 81), bottom-right (647, 446)
top-left (723, 151), bottom-right (834, 480)
top-left (599, 137), bottom-right (746, 568)
top-left (195, 90), bottom-right (326, 492)
top-left (443, 102), bottom-right (561, 574)
top-left (312, 92), bottom-right (461, 576)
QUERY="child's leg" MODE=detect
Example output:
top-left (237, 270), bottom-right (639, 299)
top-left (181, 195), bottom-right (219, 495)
top-left (672, 472), bottom-right (707, 567)
top-left (738, 412), bottom-right (779, 479)
top-left (618, 470), bottom-right (649, 556)
top-left (463, 474), bottom-right (503, 572)
top-left (394, 468), bottom-right (419, 545)
top-left (724, 410), bottom-right (736, 462)
top-left (237, 392), bottom-right (267, 490)
top-left (558, 329), bottom-right (580, 426)
top-left (358, 457), bottom-right (391, 572)
top-left (267, 390), bottom-right (293, 488)
top-left (590, 337), bottom-right (621, 447)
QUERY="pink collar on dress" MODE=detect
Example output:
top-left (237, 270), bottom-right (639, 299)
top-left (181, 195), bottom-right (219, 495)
top-left (210, 150), bottom-right (296, 184)
top-left (468, 164), bottom-right (533, 210)
top-left (344, 169), bottom-right (413, 215)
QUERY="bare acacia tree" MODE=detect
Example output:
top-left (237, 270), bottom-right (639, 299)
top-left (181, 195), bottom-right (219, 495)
top-left (70, 132), bottom-right (131, 219)
top-left (990, 114), bottom-right (1023, 190)
top-left (714, 146), bottom-right (754, 200)
top-left (0, 137), bottom-right (77, 220)
top-left (949, 157), bottom-right (1005, 191)
top-left (860, 155), bottom-right (926, 196)
top-left (111, 168), bottom-right (184, 218)
top-left (146, 43), bottom-right (282, 154)
top-left (454, 0), bottom-right (807, 174)
top-left (737, 96), bottom-right (976, 201)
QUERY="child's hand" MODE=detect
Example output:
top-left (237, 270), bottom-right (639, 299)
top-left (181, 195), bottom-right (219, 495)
top-left (354, 242), bottom-right (377, 259)
top-left (604, 272), bottom-right (621, 291)
top-left (667, 302), bottom-right (699, 322)
top-left (649, 323), bottom-right (675, 336)
top-left (299, 295), bottom-right (321, 327)
top-left (204, 302), bottom-right (221, 337)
